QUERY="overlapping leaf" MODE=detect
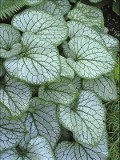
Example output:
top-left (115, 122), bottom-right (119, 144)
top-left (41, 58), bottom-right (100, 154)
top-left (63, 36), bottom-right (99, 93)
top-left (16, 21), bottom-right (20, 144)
top-left (4, 33), bottom-right (60, 84)
top-left (67, 2), bottom-right (104, 28)
top-left (38, 77), bottom-right (78, 105)
top-left (66, 36), bottom-right (115, 79)
top-left (0, 75), bottom-right (31, 117)
top-left (58, 90), bottom-right (105, 146)
top-left (55, 134), bottom-right (108, 160)
top-left (83, 76), bottom-right (117, 101)
top-left (0, 105), bottom-right (26, 152)
top-left (24, 98), bottom-right (60, 148)
top-left (0, 24), bottom-right (22, 58)
top-left (1, 136), bottom-right (55, 160)
top-left (12, 10), bottom-right (68, 45)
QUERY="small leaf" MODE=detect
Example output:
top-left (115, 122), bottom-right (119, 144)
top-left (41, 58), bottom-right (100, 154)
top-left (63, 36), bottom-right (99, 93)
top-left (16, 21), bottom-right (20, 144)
top-left (83, 75), bottom-right (117, 101)
top-left (55, 134), bottom-right (108, 160)
top-left (0, 105), bottom-right (26, 152)
top-left (67, 2), bottom-right (104, 28)
top-left (25, 0), bottom-right (44, 6)
top-left (4, 33), bottom-right (60, 84)
top-left (89, 0), bottom-right (102, 3)
top-left (60, 56), bottom-right (74, 78)
top-left (58, 90), bottom-right (105, 146)
top-left (12, 10), bottom-right (68, 45)
top-left (1, 136), bottom-right (55, 160)
top-left (0, 24), bottom-right (21, 58)
top-left (0, 75), bottom-right (32, 117)
top-left (30, 0), bottom-right (64, 21)
top-left (24, 98), bottom-right (61, 148)
top-left (38, 77), bottom-right (78, 105)
top-left (67, 36), bottom-right (115, 79)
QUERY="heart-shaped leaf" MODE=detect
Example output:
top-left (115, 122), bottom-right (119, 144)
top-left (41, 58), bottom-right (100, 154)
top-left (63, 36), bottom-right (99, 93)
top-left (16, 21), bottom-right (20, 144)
top-left (24, 98), bottom-right (60, 148)
top-left (0, 75), bottom-right (32, 117)
top-left (67, 2), bottom-right (104, 28)
top-left (12, 10), bottom-right (68, 45)
top-left (83, 75), bottom-right (117, 101)
top-left (58, 90), bottom-right (105, 146)
top-left (0, 24), bottom-right (21, 58)
top-left (0, 105), bottom-right (26, 152)
top-left (38, 77), bottom-right (78, 105)
top-left (66, 36), bottom-right (115, 79)
top-left (4, 33), bottom-right (60, 84)
top-left (1, 136), bottom-right (55, 160)
top-left (55, 134), bottom-right (108, 160)
top-left (30, 0), bottom-right (64, 21)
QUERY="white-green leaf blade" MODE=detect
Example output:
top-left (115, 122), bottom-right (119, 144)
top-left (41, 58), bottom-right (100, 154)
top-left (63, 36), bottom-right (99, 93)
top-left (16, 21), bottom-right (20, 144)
top-left (0, 105), bottom-right (26, 152)
top-left (58, 90), bottom-right (105, 146)
top-left (12, 10), bottom-right (68, 45)
top-left (0, 75), bottom-right (31, 117)
top-left (38, 77), bottom-right (78, 105)
top-left (67, 36), bottom-right (115, 79)
top-left (24, 98), bottom-right (61, 148)
top-left (83, 76), bottom-right (117, 101)
top-left (4, 33), bottom-right (60, 84)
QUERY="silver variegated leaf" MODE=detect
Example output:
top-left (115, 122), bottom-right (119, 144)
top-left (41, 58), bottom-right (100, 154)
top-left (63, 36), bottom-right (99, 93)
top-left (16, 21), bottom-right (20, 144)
top-left (0, 24), bottom-right (21, 58)
top-left (60, 56), bottom-right (74, 78)
top-left (25, 0), bottom-right (44, 6)
top-left (67, 2), bottom-right (104, 28)
top-left (1, 136), bottom-right (55, 160)
top-left (55, 134), bottom-right (108, 160)
top-left (12, 10), bottom-right (68, 45)
top-left (38, 77), bottom-right (78, 105)
top-left (58, 90), bottom-right (105, 146)
top-left (83, 75), bottom-right (117, 101)
top-left (0, 105), bottom-right (26, 152)
top-left (4, 33), bottom-right (60, 84)
top-left (24, 98), bottom-right (60, 148)
top-left (67, 36), bottom-right (115, 79)
top-left (62, 41), bottom-right (75, 59)
top-left (0, 75), bottom-right (31, 117)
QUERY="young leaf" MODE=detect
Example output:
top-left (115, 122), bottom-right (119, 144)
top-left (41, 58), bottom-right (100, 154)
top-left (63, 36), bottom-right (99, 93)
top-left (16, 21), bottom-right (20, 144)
top-left (0, 75), bottom-right (32, 117)
top-left (67, 36), bottom-right (115, 79)
top-left (30, 0), bottom-right (64, 21)
top-left (58, 90), bottom-right (105, 146)
top-left (55, 134), bottom-right (108, 160)
top-left (1, 136), bottom-right (55, 160)
top-left (38, 77), bottom-right (78, 105)
top-left (60, 56), bottom-right (74, 79)
top-left (24, 98), bottom-right (61, 148)
top-left (0, 105), bottom-right (26, 152)
top-left (4, 33), bottom-right (60, 84)
top-left (67, 2), bottom-right (104, 28)
top-left (83, 76), bottom-right (117, 101)
top-left (12, 10), bottom-right (68, 45)
top-left (0, 24), bottom-right (22, 58)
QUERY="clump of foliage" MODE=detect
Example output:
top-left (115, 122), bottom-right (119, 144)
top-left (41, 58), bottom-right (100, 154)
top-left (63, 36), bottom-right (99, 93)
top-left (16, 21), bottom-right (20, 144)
top-left (0, 0), bottom-right (119, 159)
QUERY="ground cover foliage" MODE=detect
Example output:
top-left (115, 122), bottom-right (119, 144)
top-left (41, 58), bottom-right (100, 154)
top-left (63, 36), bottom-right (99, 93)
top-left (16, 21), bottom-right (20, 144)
top-left (0, 0), bottom-right (119, 160)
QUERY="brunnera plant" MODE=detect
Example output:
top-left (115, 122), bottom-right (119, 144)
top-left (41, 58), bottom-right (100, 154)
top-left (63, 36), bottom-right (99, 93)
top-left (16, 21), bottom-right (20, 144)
top-left (0, 0), bottom-right (119, 160)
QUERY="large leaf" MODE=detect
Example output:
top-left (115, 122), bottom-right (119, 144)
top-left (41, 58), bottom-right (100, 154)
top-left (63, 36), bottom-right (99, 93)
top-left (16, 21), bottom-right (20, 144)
top-left (0, 105), bottom-right (26, 152)
top-left (0, 24), bottom-right (22, 59)
top-left (1, 136), bottom-right (55, 160)
top-left (38, 77), bottom-right (78, 105)
top-left (66, 36), bottom-right (115, 79)
top-left (30, 0), bottom-right (64, 21)
top-left (67, 2), bottom-right (104, 28)
top-left (53, 0), bottom-right (71, 15)
top-left (55, 134), bottom-right (108, 160)
top-left (60, 56), bottom-right (74, 79)
top-left (0, 75), bottom-right (32, 117)
top-left (24, 98), bottom-right (60, 148)
top-left (58, 90), bottom-right (105, 146)
top-left (4, 33), bottom-right (60, 84)
top-left (12, 10), bottom-right (68, 45)
top-left (83, 75), bottom-right (117, 101)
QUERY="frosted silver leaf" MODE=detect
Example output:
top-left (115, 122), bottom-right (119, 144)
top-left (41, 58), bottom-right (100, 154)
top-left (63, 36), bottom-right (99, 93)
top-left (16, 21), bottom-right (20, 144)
top-left (58, 90), bottom-right (105, 146)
